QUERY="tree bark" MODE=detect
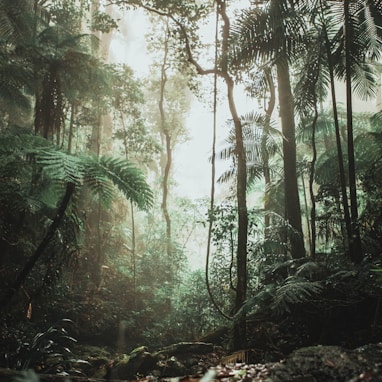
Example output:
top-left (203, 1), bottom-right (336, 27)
top-left (322, 20), bottom-right (352, 255)
top-left (276, 60), bottom-right (305, 259)
top-left (263, 69), bottom-right (275, 235)
top-left (344, 0), bottom-right (363, 263)
top-left (159, 19), bottom-right (172, 258)
top-left (217, 0), bottom-right (248, 349)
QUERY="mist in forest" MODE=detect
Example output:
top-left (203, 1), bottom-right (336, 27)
top-left (1, 1), bottom-right (382, 378)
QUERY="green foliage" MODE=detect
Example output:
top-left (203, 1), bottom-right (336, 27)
top-left (13, 369), bottom-right (40, 382)
top-left (91, 10), bottom-right (118, 33)
top-left (217, 113), bottom-right (282, 187)
top-left (237, 254), bottom-right (382, 349)
top-left (48, 0), bottom-right (84, 32)
top-left (0, 132), bottom-right (153, 325)
top-left (272, 277), bottom-right (323, 315)
top-left (111, 64), bottom-right (162, 166)
top-left (84, 155), bottom-right (153, 210)
top-left (14, 319), bottom-right (89, 374)
top-left (38, 149), bottom-right (84, 185)
top-left (169, 270), bottom-right (227, 341)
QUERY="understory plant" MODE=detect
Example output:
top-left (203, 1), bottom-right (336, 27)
top-left (14, 319), bottom-right (88, 375)
top-left (238, 254), bottom-right (382, 352)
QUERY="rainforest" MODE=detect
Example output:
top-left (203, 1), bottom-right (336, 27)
top-left (1, 0), bottom-right (382, 381)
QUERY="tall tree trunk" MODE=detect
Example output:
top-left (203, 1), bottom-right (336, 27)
top-left (218, 0), bottom-right (248, 349)
top-left (322, 16), bottom-right (352, 254)
top-left (67, 102), bottom-right (75, 154)
top-left (89, 1), bottom-right (115, 287)
top-left (276, 59), bottom-right (305, 259)
top-left (130, 202), bottom-right (137, 310)
top-left (159, 20), bottom-right (172, 258)
top-left (344, 0), bottom-right (363, 263)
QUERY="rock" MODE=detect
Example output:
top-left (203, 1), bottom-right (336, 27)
top-left (268, 343), bottom-right (382, 382)
top-left (110, 346), bottom-right (156, 379)
top-left (73, 344), bottom-right (111, 378)
top-left (109, 342), bottom-right (218, 379)
top-left (152, 342), bottom-right (218, 377)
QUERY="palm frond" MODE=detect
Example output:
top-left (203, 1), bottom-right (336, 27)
top-left (358, 2), bottom-right (382, 61)
top-left (331, 1), bottom-right (382, 99)
top-left (315, 148), bottom-right (345, 186)
top-left (355, 129), bottom-right (382, 169)
top-left (351, 61), bottom-right (378, 100)
top-left (231, 1), bottom-right (308, 68)
top-left (217, 167), bottom-right (236, 184)
top-left (294, 30), bottom-right (327, 117)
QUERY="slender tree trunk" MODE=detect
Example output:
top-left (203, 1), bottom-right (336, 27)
top-left (322, 20), bottom-right (352, 254)
top-left (227, 74), bottom-right (248, 350)
top-left (309, 100), bottom-right (318, 258)
top-left (263, 69), bottom-right (275, 236)
top-left (120, 114), bottom-right (137, 310)
top-left (89, 2), bottom-right (115, 287)
top-left (68, 103), bottom-right (75, 154)
top-left (0, 182), bottom-right (75, 310)
top-left (130, 202), bottom-right (137, 310)
top-left (276, 60), bottom-right (305, 259)
top-left (344, 0), bottom-right (363, 263)
top-left (159, 20), bottom-right (172, 258)
top-left (218, 0), bottom-right (248, 349)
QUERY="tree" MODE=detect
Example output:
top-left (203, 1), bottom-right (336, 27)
top-left (302, 0), bottom-right (382, 261)
top-left (341, 0), bottom-right (382, 263)
top-left (232, 0), bottom-right (307, 259)
top-left (118, 0), bottom-right (249, 348)
top-left (0, 134), bottom-right (152, 309)
top-left (217, 109), bottom-right (282, 235)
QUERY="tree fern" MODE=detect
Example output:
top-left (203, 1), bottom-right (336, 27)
top-left (0, 134), bottom-right (153, 307)
top-left (0, 133), bottom-right (153, 212)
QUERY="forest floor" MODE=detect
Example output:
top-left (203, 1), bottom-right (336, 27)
top-left (2, 341), bottom-right (382, 382)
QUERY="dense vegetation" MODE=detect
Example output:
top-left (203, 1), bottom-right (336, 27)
top-left (0, 0), bottom-right (382, 378)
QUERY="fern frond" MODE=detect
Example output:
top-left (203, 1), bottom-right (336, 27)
top-left (0, 133), bottom-right (50, 156)
top-left (37, 149), bottom-right (83, 185)
top-left (295, 261), bottom-right (326, 279)
top-left (236, 284), bottom-right (276, 318)
top-left (85, 156), bottom-right (153, 210)
top-left (272, 277), bottom-right (323, 315)
top-left (82, 157), bottom-right (115, 205)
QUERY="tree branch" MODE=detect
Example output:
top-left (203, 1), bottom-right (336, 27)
top-left (114, 1), bottom-right (223, 77)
